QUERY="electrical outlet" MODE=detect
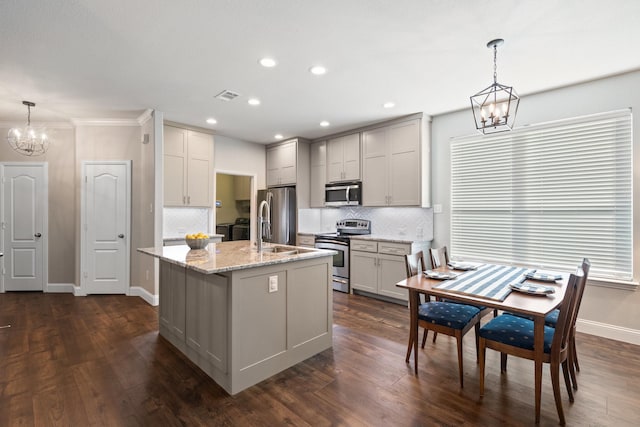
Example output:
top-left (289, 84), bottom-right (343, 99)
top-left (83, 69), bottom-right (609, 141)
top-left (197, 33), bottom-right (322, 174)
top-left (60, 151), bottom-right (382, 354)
top-left (268, 275), bottom-right (278, 293)
top-left (145, 269), bottom-right (149, 280)
top-left (433, 204), bottom-right (443, 214)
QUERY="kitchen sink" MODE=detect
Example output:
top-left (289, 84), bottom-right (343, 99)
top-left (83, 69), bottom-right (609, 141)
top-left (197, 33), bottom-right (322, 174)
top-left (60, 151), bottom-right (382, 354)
top-left (261, 245), bottom-right (314, 255)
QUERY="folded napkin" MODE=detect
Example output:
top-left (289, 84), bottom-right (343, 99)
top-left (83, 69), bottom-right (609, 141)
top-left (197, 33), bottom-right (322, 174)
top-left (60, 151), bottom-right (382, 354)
top-left (510, 282), bottom-right (556, 295)
top-left (524, 271), bottom-right (563, 282)
top-left (447, 261), bottom-right (481, 271)
top-left (424, 270), bottom-right (458, 280)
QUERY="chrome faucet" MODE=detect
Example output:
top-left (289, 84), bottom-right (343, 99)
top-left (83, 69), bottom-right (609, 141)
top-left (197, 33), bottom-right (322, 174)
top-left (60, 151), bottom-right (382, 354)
top-left (257, 199), bottom-right (271, 252)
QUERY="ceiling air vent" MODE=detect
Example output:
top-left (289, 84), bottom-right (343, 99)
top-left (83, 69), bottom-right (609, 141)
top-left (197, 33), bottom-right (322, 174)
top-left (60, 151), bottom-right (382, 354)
top-left (215, 90), bottom-right (240, 101)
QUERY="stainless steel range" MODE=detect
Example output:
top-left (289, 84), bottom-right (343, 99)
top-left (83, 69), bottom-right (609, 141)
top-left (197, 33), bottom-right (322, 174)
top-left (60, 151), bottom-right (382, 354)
top-left (314, 219), bottom-right (371, 293)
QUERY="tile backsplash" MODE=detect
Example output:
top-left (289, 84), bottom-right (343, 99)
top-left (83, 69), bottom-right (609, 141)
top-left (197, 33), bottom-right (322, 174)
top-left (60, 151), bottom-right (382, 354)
top-left (299, 207), bottom-right (433, 241)
top-left (164, 207), bottom-right (210, 237)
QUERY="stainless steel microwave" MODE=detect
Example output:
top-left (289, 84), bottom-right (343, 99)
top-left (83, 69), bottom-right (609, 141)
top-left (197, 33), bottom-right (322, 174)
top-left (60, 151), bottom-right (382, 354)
top-left (325, 182), bottom-right (362, 207)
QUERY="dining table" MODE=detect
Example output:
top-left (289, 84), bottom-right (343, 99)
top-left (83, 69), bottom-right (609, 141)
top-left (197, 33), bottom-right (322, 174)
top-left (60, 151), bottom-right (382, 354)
top-left (396, 264), bottom-right (569, 423)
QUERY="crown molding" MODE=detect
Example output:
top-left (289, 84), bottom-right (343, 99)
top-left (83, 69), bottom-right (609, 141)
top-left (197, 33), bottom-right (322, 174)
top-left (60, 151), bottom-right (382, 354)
top-left (0, 121), bottom-right (74, 129)
top-left (71, 118), bottom-right (142, 126)
top-left (137, 109), bottom-right (154, 125)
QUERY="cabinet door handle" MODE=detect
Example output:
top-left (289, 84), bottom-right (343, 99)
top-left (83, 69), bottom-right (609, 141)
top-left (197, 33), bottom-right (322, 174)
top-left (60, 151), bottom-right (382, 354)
top-left (187, 196), bottom-right (191, 204)
top-left (118, 234), bottom-right (125, 238)
top-left (34, 233), bottom-right (42, 238)
top-left (183, 196), bottom-right (186, 204)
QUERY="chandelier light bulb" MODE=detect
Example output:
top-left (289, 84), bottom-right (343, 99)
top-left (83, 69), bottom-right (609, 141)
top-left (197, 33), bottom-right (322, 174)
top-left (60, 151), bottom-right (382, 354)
top-left (7, 101), bottom-right (50, 156)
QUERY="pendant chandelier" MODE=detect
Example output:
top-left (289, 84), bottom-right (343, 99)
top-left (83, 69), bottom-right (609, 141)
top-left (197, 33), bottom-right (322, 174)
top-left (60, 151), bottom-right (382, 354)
top-left (7, 101), bottom-right (50, 156)
top-left (470, 38), bottom-right (519, 134)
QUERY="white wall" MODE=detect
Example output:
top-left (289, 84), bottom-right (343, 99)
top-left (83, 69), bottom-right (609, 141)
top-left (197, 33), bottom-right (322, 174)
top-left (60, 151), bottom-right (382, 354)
top-left (214, 134), bottom-right (266, 189)
top-left (431, 70), bottom-right (640, 341)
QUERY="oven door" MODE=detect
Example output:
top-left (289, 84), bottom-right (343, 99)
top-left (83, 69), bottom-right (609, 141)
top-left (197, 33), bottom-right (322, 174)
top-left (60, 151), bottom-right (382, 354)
top-left (314, 239), bottom-right (349, 292)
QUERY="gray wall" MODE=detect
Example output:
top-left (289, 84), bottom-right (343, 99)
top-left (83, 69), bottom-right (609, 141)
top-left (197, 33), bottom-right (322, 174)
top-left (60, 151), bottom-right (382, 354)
top-left (0, 125), bottom-right (76, 284)
top-left (431, 70), bottom-right (640, 335)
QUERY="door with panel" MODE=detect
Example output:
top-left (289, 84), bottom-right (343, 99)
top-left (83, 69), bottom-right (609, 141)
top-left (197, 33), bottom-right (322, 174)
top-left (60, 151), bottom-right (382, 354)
top-left (1, 163), bottom-right (47, 292)
top-left (82, 161), bottom-right (131, 294)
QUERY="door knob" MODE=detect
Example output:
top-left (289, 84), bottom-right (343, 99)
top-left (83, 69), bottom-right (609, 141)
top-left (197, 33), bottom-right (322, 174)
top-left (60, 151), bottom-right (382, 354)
top-left (34, 233), bottom-right (42, 238)
top-left (118, 234), bottom-right (125, 238)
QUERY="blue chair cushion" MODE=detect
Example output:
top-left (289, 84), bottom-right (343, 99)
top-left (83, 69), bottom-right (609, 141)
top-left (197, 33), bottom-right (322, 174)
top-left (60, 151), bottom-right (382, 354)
top-left (479, 313), bottom-right (556, 353)
top-left (505, 309), bottom-right (560, 327)
top-left (544, 309), bottom-right (559, 327)
top-left (418, 302), bottom-right (481, 330)
top-left (440, 298), bottom-right (488, 312)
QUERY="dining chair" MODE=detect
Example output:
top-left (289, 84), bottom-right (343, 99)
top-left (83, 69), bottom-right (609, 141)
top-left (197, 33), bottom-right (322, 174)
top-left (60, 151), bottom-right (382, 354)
top-left (429, 246), bottom-right (497, 326)
top-left (506, 258), bottom-right (590, 390)
top-left (404, 252), bottom-right (483, 387)
top-left (478, 259), bottom-right (590, 425)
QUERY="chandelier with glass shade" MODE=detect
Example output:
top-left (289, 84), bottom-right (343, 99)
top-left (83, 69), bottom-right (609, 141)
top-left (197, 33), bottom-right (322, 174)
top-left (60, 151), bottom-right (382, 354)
top-left (470, 38), bottom-right (520, 134)
top-left (7, 101), bottom-right (50, 156)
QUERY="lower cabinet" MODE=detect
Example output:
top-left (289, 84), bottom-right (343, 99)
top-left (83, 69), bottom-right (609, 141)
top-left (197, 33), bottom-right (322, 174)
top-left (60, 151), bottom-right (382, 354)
top-left (159, 261), bottom-right (186, 344)
top-left (185, 269), bottom-right (228, 373)
top-left (350, 240), bottom-right (411, 301)
top-left (158, 261), bottom-right (228, 373)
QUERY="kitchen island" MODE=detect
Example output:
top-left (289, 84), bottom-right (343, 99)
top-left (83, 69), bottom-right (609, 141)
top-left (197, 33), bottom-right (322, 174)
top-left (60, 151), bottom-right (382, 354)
top-left (139, 241), bottom-right (334, 395)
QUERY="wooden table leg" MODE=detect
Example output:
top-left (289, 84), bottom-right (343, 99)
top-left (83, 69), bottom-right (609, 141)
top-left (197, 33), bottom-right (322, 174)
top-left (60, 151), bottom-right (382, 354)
top-left (534, 315), bottom-right (544, 423)
top-left (410, 290), bottom-right (419, 374)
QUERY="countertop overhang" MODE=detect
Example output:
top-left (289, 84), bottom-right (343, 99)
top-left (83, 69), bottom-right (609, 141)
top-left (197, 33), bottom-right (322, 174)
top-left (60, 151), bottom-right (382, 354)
top-left (138, 240), bottom-right (335, 274)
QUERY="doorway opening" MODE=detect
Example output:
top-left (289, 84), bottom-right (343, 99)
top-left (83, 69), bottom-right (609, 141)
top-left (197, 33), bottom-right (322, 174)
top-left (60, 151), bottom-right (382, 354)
top-left (214, 173), bottom-right (254, 242)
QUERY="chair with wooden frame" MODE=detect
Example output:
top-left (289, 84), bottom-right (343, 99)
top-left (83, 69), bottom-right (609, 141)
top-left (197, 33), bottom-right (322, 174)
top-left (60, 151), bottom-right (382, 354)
top-left (478, 259), bottom-right (590, 425)
top-left (429, 247), bottom-right (497, 328)
top-left (404, 251), bottom-right (483, 387)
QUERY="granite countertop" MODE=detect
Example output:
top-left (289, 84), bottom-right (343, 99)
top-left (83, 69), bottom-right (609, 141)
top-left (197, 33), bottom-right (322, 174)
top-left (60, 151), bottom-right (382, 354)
top-left (349, 234), bottom-right (432, 244)
top-left (138, 240), bottom-right (335, 274)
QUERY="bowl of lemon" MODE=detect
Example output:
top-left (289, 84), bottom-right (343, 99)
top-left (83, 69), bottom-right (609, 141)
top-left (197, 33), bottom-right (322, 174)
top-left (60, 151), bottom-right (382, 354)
top-left (185, 232), bottom-right (209, 250)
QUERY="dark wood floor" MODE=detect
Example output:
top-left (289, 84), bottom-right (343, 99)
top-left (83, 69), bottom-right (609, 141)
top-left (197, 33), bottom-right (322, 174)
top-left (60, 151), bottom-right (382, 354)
top-left (1, 291), bottom-right (638, 426)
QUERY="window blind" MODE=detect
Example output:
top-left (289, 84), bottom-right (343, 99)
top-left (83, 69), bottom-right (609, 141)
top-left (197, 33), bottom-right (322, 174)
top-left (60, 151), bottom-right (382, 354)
top-left (450, 109), bottom-right (632, 281)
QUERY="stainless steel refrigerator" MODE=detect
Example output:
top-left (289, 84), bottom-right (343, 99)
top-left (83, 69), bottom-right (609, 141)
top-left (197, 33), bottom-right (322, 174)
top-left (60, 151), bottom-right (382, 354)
top-left (256, 187), bottom-right (296, 245)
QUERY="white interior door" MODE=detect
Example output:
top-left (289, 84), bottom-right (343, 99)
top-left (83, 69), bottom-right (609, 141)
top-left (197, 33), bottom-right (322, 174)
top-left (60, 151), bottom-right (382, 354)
top-left (82, 162), bottom-right (130, 294)
top-left (1, 163), bottom-right (47, 292)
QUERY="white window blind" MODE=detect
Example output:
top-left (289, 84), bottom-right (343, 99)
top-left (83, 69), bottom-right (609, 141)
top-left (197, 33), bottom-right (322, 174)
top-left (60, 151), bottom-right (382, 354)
top-left (450, 109), bottom-right (632, 281)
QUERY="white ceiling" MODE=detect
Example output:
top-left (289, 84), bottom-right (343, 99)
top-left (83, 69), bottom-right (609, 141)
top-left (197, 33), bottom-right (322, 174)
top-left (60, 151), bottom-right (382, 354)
top-left (1, 0), bottom-right (639, 144)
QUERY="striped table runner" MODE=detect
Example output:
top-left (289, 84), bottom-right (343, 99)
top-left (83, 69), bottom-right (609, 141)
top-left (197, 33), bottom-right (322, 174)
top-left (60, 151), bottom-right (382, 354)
top-left (434, 264), bottom-right (535, 301)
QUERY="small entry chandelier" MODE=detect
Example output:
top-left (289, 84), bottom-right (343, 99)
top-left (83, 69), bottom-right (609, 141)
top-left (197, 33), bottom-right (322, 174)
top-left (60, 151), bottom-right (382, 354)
top-left (470, 38), bottom-right (519, 134)
top-left (7, 101), bottom-right (50, 156)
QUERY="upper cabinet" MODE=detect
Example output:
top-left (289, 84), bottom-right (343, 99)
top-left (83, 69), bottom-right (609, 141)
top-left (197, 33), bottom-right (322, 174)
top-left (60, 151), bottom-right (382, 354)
top-left (310, 141), bottom-right (327, 208)
top-left (164, 125), bottom-right (214, 207)
top-left (327, 133), bottom-right (360, 182)
top-left (362, 119), bottom-right (421, 207)
top-left (266, 138), bottom-right (310, 208)
top-left (266, 140), bottom-right (297, 187)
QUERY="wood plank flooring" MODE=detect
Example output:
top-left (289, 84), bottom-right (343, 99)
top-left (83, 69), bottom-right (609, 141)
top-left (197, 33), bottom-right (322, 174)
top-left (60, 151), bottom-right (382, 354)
top-left (1, 291), bottom-right (638, 426)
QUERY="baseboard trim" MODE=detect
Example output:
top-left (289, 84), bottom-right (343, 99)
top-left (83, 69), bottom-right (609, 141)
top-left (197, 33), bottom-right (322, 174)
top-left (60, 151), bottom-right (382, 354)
top-left (576, 318), bottom-right (640, 346)
top-left (129, 286), bottom-right (159, 306)
top-left (47, 283), bottom-right (76, 293)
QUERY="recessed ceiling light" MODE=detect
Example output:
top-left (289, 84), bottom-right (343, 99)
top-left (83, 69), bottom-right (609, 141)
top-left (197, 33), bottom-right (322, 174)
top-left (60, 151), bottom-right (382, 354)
top-left (320, 121), bottom-right (330, 127)
top-left (310, 65), bottom-right (327, 75)
top-left (383, 102), bottom-right (395, 109)
top-left (248, 98), bottom-right (261, 106)
top-left (206, 118), bottom-right (217, 124)
top-left (274, 134), bottom-right (284, 140)
top-left (259, 57), bottom-right (277, 68)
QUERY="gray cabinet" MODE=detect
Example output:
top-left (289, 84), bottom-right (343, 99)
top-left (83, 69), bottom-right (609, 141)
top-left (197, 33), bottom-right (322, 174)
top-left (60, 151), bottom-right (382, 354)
top-left (185, 270), bottom-right (228, 372)
top-left (266, 138), bottom-right (310, 208)
top-left (164, 125), bottom-right (214, 207)
top-left (266, 140), bottom-right (297, 186)
top-left (159, 261), bottom-right (186, 345)
top-left (350, 239), bottom-right (411, 301)
top-left (327, 133), bottom-right (360, 182)
top-left (310, 141), bottom-right (326, 207)
top-left (362, 119), bottom-right (421, 206)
